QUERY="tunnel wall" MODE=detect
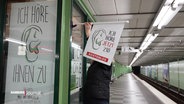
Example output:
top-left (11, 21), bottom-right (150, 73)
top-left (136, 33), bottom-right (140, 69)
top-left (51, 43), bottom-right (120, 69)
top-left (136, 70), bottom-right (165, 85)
top-left (132, 66), bottom-right (140, 75)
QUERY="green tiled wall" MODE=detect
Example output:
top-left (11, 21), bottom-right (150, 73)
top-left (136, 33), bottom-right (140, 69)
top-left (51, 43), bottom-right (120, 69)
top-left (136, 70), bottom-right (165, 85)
top-left (112, 62), bottom-right (132, 79)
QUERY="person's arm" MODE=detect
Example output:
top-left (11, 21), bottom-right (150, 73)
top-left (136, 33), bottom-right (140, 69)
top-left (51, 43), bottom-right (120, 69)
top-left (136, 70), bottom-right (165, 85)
top-left (84, 22), bottom-right (94, 64)
top-left (84, 22), bottom-right (92, 38)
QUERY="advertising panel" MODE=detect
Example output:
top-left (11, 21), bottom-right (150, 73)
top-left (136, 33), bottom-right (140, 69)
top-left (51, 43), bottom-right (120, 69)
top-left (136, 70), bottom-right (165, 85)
top-left (5, 1), bottom-right (57, 104)
top-left (162, 63), bottom-right (169, 83)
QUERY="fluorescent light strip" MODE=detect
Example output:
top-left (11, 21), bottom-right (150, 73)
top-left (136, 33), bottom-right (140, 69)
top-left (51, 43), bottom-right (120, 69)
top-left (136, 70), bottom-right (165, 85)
top-left (129, 51), bottom-right (143, 66)
top-left (149, 34), bottom-right (158, 42)
top-left (5, 38), bottom-right (26, 46)
top-left (41, 48), bottom-right (53, 52)
top-left (144, 34), bottom-right (152, 42)
top-left (153, 0), bottom-right (184, 29)
top-left (157, 5), bottom-right (182, 29)
top-left (141, 41), bottom-right (152, 50)
top-left (140, 34), bottom-right (152, 50)
top-left (173, 0), bottom-right (184, 8)
top-left (140, 33), bottom-right (159, 50)
top-left (153, 6), bottom-right (171, 27)
top-left (130, 33), bottom-right (159, 66)
top-left (130, 0), bottom-right (184, 66)
top-left (72, 43), bottom-right (81, 50)
top-left (153, 0), bottom-right (174, 26)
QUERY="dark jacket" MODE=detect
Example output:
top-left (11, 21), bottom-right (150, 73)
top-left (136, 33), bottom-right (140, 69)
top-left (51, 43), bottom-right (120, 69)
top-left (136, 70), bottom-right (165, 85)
top-left (83, 61), bottom-right (112, 100)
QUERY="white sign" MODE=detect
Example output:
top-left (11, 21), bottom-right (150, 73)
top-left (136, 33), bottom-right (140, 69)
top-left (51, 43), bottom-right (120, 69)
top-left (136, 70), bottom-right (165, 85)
top-left (5, 1), bottom-right (57, 104)
top-left (83, 23), bottom-right (124, 65)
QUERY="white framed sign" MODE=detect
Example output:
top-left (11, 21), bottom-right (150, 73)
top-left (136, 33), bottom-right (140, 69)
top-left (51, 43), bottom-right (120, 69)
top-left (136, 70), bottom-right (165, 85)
top-left (5, 1), bottom-right (57, 104)
top-left (83, 23), bottom-right (124, 65)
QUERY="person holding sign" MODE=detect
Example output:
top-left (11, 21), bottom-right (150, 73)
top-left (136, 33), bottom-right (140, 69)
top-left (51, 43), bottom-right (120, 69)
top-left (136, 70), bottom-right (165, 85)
top-left (83, 22), bottom-right (112, 104)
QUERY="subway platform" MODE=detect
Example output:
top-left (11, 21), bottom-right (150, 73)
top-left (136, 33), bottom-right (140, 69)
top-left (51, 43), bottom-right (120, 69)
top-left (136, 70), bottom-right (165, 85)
top-left (110, 73), bottom-right (176, 104)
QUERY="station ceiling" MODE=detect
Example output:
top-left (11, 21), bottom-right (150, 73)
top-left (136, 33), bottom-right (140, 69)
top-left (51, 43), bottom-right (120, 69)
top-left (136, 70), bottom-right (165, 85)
top-left (74, 0), bottom-right (184, 66)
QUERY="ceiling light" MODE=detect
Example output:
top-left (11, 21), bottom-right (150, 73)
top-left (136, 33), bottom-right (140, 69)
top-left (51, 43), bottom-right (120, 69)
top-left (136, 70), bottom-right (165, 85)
top-left (144, 34), bottom-right (152, 42)
top-left (129, 51), bottom-right (143, 66)
top-left (157, 5), bottom-right (182, 29)
top-left (149, 33), bottom-right (159, 42)
top-left (153, 0), bottom-right (183, 29)
top-left (130, 33), bottom-right (159, 66)
top-left (140, 33), bottom-right (159, 50)
top-left (153, 6), bottom-right (170, 27)
top-left (153, 0), bottom-right (174, 27)
top-left (140, 34), bottom-right (157, 50)
top-left (172, 0), bottom-right (184, 8)
top-left (141, 41), bottom-right (152, 50)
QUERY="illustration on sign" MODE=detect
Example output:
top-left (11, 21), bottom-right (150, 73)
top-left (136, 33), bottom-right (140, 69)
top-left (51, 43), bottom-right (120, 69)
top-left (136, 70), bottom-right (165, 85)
top-left (92, 29), bottom-right (106, 50)
top-left (21, 25), bottom-right (42, 62)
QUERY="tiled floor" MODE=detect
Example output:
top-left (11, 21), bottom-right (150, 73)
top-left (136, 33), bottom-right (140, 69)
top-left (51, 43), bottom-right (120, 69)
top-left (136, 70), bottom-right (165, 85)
top-left (110, 73), bottom-right (164, 104)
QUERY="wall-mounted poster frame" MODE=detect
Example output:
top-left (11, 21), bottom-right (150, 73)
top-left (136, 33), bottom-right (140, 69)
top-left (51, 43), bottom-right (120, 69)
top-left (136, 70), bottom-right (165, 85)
top-left (0, 0), bottom-right (72, 104)
top-left (0, 0), bottom-right (59, 104)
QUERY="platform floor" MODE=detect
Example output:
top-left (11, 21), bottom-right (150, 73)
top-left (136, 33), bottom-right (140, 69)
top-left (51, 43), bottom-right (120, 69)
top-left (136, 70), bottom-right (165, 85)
top-left (110, 73), bottom-right (164, 104)
top-left (70, 73), bottom-right (175, 104)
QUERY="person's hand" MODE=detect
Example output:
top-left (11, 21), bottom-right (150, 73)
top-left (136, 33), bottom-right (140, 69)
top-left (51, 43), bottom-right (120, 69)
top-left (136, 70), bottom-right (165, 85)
top-left (84, 22), bottom-right (92, 38)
